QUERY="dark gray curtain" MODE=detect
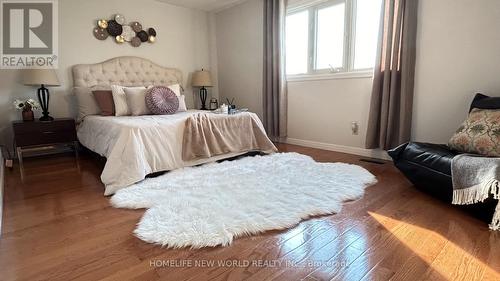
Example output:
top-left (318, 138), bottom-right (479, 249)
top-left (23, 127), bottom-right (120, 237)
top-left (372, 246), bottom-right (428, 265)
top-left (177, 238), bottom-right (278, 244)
top-left (366, 0), bottom-right (419, 150)
top-left (263, 0), bottom-right (287, 142)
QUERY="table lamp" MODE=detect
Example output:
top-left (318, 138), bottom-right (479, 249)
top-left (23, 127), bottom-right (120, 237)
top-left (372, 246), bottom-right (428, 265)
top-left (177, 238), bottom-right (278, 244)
top-left (192, 69), bottom-right (213, 110)
top-left (22, 69), bottom-right (60, 121)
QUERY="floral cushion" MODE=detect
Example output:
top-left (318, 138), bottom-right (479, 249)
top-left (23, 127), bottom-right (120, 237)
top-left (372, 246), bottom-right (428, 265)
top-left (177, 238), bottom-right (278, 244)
top-left (448, 109), bottom-right (500, 156)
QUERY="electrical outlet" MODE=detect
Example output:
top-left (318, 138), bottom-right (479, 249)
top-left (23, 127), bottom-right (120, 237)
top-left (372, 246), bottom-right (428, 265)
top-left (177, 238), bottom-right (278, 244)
top-left (5, 159), bottom-right (13, 168)
top-left (351, 122), bottom-right (359, 135)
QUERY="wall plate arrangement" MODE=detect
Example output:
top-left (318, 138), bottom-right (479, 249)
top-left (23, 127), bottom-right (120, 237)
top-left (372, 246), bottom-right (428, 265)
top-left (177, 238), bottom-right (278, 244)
top-left (93, 14), bottom-right (157, 47)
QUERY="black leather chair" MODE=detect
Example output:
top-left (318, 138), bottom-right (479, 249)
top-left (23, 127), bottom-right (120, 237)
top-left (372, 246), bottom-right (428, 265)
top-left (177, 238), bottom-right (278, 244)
top-left (388, 94), bottom-right (499, 222)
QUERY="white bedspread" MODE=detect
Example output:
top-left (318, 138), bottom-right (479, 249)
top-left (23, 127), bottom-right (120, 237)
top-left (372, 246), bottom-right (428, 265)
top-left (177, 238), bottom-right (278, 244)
top-left (77, 110), bottom-right (256, 195)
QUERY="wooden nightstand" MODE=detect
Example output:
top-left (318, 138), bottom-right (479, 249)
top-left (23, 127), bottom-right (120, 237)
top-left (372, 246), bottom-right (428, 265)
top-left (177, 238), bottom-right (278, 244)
top-left (13, 118), bottom-right (78, 180)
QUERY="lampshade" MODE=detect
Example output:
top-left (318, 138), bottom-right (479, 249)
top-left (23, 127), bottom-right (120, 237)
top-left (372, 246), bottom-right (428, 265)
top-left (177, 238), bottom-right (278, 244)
top-left (192, 69), bottom-right (213, 87)
top-left (22, 69), bottom-right (60, 87)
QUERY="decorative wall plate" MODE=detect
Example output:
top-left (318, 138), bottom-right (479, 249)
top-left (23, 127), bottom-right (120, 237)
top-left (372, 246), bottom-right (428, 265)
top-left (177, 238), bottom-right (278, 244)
top-left (114, 14), bottom-right (126, 25)
top-left (131, 37), bottom-right (141, 47)
top-left (107, 20), bottom-right (123, 36)
top-left (131, 22), bottom-right (142, 33)
top-left (97, 19), bottom-right (108, 29)
top-left (137, 30), bottom-right (149, 42)
top-left (93, 27), bottom-right (109, 40)
top-left (121, 25), bottom-right (135, 42)
top-left (93, 14), bottom-right (157, 47)
top-left (115, 35), bottom-right (125, 43)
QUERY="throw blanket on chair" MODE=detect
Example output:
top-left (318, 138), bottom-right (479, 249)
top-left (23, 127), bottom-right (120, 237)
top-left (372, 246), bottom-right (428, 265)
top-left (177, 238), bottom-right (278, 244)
top-left (451, 154), bottom-right (500, 230)
top-left (182, 112), bottom-right (278, 161)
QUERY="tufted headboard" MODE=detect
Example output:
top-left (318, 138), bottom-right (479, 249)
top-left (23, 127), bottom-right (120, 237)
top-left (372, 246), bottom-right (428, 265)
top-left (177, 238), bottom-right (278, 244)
top-left (72, 56), bottom-right (183, 88)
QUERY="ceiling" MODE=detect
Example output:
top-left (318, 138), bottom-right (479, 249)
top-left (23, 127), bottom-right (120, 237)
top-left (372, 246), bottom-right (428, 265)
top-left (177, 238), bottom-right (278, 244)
top-left (157, 0), bottom-right (246, 12)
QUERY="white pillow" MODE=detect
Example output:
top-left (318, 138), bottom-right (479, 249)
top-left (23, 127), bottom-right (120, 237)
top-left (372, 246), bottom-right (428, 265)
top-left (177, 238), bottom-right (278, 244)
top-left (168, 84), bottom-right (181, 96)
top-left (74, 87), bottom-right (100, 121)
top-left (111, 85), bottom-right (145, 116)
top-left (125, 87), bottom-right (151, 116)
top-left (177, 95), bottom-right (187, 112)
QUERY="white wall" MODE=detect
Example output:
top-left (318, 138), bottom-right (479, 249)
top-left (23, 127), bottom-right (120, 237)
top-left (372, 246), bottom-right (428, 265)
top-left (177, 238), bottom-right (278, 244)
top-left (0, 0), bottom-right (211, 149)
top-left (214, 0), bottom-right (500, 154)
top-left (208, 13), bottom-right (220, 105)
top-left (412, 0), bottom-right (500, 143)
top-left (215, 0), bottom-right (264, 118)
top-left (287, 78), bottom-right (373, 148)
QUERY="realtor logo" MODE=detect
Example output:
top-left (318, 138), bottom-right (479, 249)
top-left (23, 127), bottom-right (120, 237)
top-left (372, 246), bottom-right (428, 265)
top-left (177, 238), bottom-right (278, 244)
top-left (1, 0), bottom-right (58, 68)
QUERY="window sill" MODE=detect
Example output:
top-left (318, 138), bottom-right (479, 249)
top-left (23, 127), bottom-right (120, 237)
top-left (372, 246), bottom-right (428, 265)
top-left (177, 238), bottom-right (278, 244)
top-left (286, 71), bottom-right (373, 83)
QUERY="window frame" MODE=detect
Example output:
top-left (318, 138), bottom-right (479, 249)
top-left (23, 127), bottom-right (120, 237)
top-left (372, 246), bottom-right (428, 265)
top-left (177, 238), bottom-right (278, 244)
top-left (286, 0), bottom-right (377, 81)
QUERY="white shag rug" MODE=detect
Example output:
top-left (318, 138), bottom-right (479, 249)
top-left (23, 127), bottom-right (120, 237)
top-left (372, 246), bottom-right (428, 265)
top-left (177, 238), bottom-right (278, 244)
top-left (110, 152), bottom-right (377, 248)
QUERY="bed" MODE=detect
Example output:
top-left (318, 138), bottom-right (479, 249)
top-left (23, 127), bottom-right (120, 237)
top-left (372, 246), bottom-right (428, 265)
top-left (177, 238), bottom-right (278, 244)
top-left (73, 57), bottom-right (276, 195)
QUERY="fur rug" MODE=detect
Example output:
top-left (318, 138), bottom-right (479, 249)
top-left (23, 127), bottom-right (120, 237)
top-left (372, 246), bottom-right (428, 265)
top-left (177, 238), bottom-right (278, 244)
top-left (110, 153), bottom-right (377, 248)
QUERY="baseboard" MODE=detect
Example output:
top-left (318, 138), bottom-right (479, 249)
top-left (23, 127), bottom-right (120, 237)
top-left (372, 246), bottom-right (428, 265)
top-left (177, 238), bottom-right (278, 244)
top-left (284, 138), bottom-right (391, 161)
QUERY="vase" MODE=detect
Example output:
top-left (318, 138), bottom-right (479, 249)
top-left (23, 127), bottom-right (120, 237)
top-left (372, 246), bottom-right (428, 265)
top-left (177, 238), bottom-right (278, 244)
top-left (22, 109), bottom-right (34, 122)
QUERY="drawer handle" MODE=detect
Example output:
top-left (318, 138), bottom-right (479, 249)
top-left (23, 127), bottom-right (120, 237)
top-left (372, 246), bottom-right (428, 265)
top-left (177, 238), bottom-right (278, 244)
top-left (42, 131), bottom-right (56, 134)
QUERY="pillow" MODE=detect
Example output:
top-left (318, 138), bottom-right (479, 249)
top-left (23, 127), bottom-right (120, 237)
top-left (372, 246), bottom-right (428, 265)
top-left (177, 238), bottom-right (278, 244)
top-left (177, 95), bottom-right (187, 112)
top-left (111, 85), bottom-right (146, 116)
top-left (448, 108), bottom-right (500, 157)
top-left (74, 87), bottom-right (100, 121)
top-left (168, 84), bottom-right (181, 97)
top-left (124, 87), bottom-right (151, 116)
top-left (92, 90), bottom-right (115, 116)
top-left (146, 86), bottom-right (179, 115)
top-left (470, 93), bottom-right (500, 112)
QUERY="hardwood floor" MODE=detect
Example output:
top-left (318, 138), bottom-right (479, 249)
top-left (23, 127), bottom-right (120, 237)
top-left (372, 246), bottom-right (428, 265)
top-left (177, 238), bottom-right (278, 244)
top-left (0, 143), bottom-right (499, 281)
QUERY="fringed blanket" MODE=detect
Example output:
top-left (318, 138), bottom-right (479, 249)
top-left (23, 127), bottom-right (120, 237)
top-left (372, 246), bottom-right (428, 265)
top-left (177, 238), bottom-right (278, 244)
top-left (451, 154), bottom-right (500, 230)
top-left (182, 112), bottom-right (278, 161)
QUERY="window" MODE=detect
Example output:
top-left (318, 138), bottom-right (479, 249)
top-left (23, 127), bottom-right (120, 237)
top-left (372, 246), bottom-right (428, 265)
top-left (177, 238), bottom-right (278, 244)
top-left (285, 11), bottom-right (309, 75)
top-left (316, 3), bottom-right (345, 70)
top-left (285, 0), bottom-right (383, 77)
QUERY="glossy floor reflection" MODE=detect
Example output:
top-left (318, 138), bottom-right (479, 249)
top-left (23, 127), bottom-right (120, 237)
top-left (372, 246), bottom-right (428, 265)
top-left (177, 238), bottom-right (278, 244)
top-left (370, 212), bottom-right (500, 280)
top-left (0, 144), bottom-right (499, 280)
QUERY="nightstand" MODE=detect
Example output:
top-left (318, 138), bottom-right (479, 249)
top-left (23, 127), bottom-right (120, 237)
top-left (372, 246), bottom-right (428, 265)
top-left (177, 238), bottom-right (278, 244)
top-left (13, 118), bottom-right (78, 180)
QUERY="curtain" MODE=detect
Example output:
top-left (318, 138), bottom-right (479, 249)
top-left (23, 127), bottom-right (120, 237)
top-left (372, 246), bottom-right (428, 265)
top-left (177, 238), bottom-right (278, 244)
top-left (263, 0), bottom-right (288, 142)
top-left (365, 0), bottom-right (419, 150)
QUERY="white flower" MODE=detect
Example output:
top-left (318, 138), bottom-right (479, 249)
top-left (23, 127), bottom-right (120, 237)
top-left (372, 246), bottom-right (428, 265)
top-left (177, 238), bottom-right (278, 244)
top-left (13, 98), bottom-right (40, 110)
top-left (26, 99), bottom-right (40, 110)
top-left (13, 99), bottom-right (25, 110)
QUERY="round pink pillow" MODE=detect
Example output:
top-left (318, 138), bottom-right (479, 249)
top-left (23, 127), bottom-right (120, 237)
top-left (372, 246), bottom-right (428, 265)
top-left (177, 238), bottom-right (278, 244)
top-left (146, 86), bottom-right (179, 115)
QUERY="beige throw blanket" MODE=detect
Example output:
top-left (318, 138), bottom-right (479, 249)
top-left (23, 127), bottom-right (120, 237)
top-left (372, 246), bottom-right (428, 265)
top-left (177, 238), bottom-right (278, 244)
top-left (182, 112), bottom-right (278, 161)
